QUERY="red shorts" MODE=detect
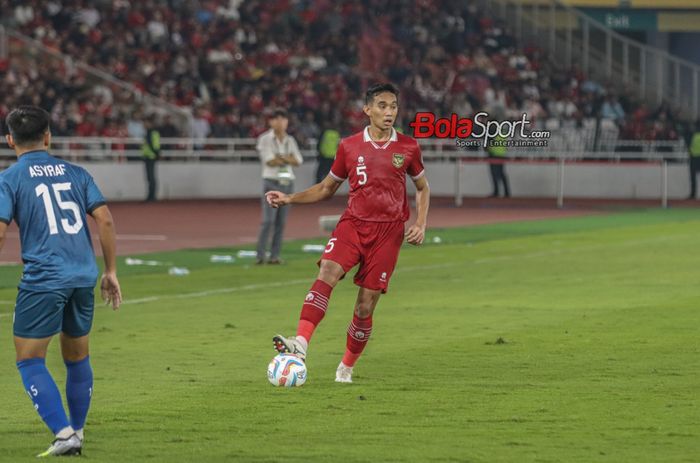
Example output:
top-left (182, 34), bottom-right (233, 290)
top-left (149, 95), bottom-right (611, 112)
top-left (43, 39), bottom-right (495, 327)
top-left (319, 217), bottom-right (405, 293)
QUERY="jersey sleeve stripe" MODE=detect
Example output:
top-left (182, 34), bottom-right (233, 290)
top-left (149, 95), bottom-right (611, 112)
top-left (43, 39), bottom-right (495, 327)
top-left (329, 170), bottom-right (346, 182)
top-left (0, 217), bottom-right (10, 224)
top-left (411, 169), bottom-right (426, 181)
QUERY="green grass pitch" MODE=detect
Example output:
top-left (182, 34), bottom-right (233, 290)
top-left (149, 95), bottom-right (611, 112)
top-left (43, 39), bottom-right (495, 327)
top-left (0, 209), bottom-right (698, 462)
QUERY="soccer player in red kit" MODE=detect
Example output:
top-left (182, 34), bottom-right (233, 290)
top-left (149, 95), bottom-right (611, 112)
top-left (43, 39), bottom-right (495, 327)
top-left (266, 83), bottom-right (430, 383)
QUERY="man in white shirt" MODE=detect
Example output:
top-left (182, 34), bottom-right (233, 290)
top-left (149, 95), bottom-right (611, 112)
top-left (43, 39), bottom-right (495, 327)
top-left (256, 108), bottom-right (303, 264)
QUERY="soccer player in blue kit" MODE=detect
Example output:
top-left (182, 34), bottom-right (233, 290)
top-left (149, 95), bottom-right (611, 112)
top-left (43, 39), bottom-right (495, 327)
top-left (0, 106), bottom-right (122, 457)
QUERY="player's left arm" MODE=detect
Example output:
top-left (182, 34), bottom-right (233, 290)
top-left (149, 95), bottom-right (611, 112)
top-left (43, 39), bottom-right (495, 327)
top-left (406, 175), bottom-right (430, 245)
top-left (90, 199), bottom-right (122, 309)
top-left (406, 142), bottom-right (430, 245)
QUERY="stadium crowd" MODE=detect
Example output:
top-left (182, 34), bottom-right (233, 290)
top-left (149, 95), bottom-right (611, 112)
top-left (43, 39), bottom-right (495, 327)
top-left (0, 0), bottom-right (685, 144)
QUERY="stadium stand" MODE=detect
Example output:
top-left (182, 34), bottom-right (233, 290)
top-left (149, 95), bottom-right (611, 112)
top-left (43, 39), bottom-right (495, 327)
top-left (0, 0), bottom-right (687, 145)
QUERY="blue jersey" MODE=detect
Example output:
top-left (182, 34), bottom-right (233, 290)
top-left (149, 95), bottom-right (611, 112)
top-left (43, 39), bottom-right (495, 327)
top-left (0, 150), bottom-right (106, 291)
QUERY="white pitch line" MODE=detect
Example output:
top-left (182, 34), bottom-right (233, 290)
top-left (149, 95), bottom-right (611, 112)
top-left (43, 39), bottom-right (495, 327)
top-left (1, 232), bottom-right (690, 311)
top-left (122, 279), bottom-right (311, 305)
top-left (121, 262), bottom-right (471, 306)
top-left (121, 233), bottom-right (691, 306)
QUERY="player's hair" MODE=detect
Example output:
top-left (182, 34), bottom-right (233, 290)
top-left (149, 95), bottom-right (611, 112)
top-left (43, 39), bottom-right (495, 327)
top-left (269, 108), bottom-right (288, 119)
top-left (365, 83), bottom-right (399, 105)
top-left (5, 106), bottom-right (51, 146)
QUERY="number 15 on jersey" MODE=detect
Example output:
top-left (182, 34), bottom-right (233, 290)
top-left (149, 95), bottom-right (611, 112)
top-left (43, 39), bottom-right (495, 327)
top-left (35, 182), bottom-right (84, 235)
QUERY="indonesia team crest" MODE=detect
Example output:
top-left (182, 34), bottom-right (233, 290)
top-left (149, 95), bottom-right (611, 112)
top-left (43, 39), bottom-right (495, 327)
top-left (392, 153), bottom-right (405, 168)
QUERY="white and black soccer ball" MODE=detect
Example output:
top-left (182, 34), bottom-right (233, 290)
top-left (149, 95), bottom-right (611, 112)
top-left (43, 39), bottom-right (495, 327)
top-left (267, 353), bottom-right (307, 387)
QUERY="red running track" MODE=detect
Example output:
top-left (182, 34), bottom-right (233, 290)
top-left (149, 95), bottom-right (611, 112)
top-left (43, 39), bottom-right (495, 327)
top-left (1, 196), bottom-right (697, 264)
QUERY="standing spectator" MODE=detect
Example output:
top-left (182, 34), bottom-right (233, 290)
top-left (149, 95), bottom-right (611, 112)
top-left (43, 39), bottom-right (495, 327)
top-left (127, 111), bottom-right (146, 140)
top-left (688, 121), bottom-right (700, 200)
top-left (486, 134), bottom-right (511, 198)
top-left (255, 108), bottom-right (303, 265)
top-left (141, 118), bottom-right (160, 202)
top-left (190, 108), bottom-right (211, 150)
top-left (316, 125), bottom-right (341, 184)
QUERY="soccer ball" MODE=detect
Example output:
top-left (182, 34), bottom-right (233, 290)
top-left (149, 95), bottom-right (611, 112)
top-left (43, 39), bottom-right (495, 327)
top-left (267, 354), bottom-right (307, 387)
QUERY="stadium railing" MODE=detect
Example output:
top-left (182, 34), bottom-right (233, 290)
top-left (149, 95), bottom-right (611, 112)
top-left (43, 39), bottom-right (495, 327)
top-left (0, 135), bottom-right (685, 163)
top-left (479, 0), bottom-right (700, 121)
top-left (0, 136), bottom-right (687, 208)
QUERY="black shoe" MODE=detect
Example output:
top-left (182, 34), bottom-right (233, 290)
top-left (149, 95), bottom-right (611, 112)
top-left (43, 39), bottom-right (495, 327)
top-left (268, 258), bottom-right (284, 265)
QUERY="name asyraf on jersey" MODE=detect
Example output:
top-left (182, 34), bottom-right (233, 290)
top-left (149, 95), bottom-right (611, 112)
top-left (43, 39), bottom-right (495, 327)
top-left (329, 127), bottom-right (425, 223)
top-left (28, 163), bottom-right (68, 178)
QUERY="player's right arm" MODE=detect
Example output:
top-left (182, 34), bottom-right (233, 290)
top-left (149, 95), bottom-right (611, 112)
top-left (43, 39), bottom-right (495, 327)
top-left (0, 178), bottom-right (12, 253)
top-left (266, 175), bottom-right (342, 208)
top-left (91, 205), bottom-right (122, 310)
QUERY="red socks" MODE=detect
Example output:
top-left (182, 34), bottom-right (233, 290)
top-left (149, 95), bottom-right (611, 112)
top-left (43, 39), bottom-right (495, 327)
top-left (296, 279), bottom-right (373, 368)
top-left (342, 313), bottom-right (373, 367)
top-left (296, 279), bottom-right (333, 343)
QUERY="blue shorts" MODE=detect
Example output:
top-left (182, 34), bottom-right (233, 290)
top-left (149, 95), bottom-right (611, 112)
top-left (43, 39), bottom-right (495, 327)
top-left (13, 287), bottom-right (95, 338)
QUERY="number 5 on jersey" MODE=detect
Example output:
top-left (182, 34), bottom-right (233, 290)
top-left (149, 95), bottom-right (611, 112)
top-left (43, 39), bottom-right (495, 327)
top-left (356, 165), bottom-right (367, 185)
top-left (36, 182), bottom-right (84, 235)
top-left (325, 237), bottom-right (337, 253)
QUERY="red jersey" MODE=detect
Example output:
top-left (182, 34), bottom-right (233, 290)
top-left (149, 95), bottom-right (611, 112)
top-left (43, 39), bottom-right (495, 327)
top-left (329, 127), bottom-right (425, 222)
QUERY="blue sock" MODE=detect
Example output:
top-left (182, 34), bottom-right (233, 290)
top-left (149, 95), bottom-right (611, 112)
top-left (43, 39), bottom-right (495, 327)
top-left (16, 358), bottom-right (71, 435)
top-left (65, 356), bottom-right (93, 431)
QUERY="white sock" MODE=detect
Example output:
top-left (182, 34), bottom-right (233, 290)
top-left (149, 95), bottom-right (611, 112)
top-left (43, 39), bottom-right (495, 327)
top-left (75, 429), bottom-right (84, 441)
top-left (295, 336), bottom-right (309, 351)
top-left (55, 426), bottom-right (75, 440)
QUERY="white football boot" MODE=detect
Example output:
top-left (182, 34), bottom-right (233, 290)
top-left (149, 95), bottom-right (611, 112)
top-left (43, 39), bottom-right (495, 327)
top-left (36, 434), bottom-right (82, 457)
top-left (335, 362), bottom-right (353, 383)
top-left (272, 334), bottom-right (307, 361)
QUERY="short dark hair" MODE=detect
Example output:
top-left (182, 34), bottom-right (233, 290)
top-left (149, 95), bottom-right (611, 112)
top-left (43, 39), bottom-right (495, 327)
top-left (365, 83), bottom-right (399, 105)
top-left (5, 106), bottom-right (50, 146)
top-left (269, 108), bottom-right (288, 119)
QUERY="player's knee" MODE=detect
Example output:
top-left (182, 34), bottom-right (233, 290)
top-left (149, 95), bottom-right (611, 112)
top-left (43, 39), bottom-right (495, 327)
top-left (60, 335), bottom-right (89, 362)
top-left (318, 261), bottom-right (343, 287)
top-left (14, 337), bottom-right (51, 362)
top-left (61, 341), bottom-right (89, 363)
